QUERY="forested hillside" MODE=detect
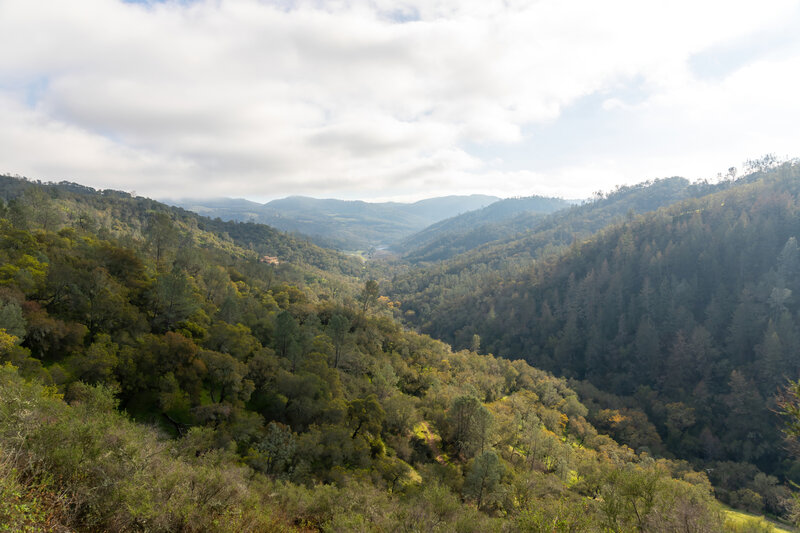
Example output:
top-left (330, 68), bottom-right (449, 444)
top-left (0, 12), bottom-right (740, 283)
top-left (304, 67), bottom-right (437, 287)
top-left (397, 195), bottom-right (572, 261)
top-left (0, 175), bottom-right (756, 531)
top-left (389, 176), bottom-right (732, 332)
top-left (0, 176), bottom-right (366, 280)
top-left (407, 162), bottom-right (800, 517)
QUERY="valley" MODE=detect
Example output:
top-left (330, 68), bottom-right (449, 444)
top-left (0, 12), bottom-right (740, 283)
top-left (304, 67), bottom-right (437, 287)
top-left (170, 194), bottom-right (502, 251)
top-left (1, 163), bottom-right (800, 531)
top-left (4, 1), bottom-right (797, 530)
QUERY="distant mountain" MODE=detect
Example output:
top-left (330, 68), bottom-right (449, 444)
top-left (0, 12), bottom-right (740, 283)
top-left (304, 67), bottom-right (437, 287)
top-left (180, 197), bottom-right (264, 216)
top-left (397, 195), bottom-right (574, 261)
top-left (170, 194), bottom-right (499, 250)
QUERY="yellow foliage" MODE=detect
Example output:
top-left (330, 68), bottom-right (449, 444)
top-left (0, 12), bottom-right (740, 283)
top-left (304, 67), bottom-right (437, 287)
top-left (0, 329), bottom-right (18, 354)
top-left (609, 413), bottom-right (628, 425)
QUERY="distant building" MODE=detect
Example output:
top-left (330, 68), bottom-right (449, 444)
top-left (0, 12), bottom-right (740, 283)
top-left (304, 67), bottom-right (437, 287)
top-left (260, 255), bottom-right (280, 265)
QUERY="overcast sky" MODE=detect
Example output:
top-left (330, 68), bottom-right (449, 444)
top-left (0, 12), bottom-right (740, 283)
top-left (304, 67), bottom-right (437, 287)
top-left (1, 0), bottom-right (799, 202)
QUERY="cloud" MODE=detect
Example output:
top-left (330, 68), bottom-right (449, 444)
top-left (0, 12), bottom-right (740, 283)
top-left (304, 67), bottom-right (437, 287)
top-left (0, 0), bottom-right (798, 200)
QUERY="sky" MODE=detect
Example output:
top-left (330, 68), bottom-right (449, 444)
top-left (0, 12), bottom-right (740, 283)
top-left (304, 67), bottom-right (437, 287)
top-left (1, 0), bottom-right (799, 203)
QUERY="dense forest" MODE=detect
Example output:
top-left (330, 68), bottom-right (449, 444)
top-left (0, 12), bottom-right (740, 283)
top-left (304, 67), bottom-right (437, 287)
top-left (389, 161), bottom-right (800, 520)
top-left (387, 176), bottom-right (732, 337)
top-left (2, 175), bottom-right (776, 531)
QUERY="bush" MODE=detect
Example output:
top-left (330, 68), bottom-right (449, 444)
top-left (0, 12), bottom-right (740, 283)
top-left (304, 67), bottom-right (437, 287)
top-left (0, 364), bottom-right (287, 532)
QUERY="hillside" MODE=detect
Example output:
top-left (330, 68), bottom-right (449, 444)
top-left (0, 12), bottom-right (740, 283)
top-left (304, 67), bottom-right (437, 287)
top-left (389, 176), bottom-right (728, 332)
top-left (173, 194), bottom-right (499, 251)
top-left (0, 175), bottom-right (756, 532)
top-left (0, 176), bottom-right (367, 282)
top-left (397, 195), bottom-right (573, 261)
top-left (404, 162), bottom-right (800, 515)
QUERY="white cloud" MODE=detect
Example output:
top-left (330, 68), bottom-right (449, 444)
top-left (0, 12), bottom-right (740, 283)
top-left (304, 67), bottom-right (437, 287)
top-left (0, 0), bottom-right (798, 200)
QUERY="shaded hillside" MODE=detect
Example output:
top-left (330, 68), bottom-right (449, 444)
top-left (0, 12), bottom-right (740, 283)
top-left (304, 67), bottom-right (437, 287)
top-left (174, 194), bottom-right (499, 250)
top-left (415, 162), bottom-right (800, 502)
top-left (389, 176), bottom-right (725, 331)
top-left (398, 195), bottom-right (572, 262)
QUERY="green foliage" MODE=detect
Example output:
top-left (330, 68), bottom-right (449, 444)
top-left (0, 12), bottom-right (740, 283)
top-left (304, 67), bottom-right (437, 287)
top-left (0, 174), bottom-right (753, 530)
top-left (390, 176), bottom-right (713, 325)
top-left (0, 364), bottom-right (288, 532)
top-left (360, 279), bottom-right (380, 315)
top-left (249, 421), bottom-right (296, 476)
top-left (463, 450), bottom-right (503, 509)
top-left (145, 212), bottom-right (180, 269)
top-left (447, 395), bottom-right (493, 458)
top-left (0, 300), bottom-right (26, 340)
top-left (515, 497), bottom-right (595, 532)
top-left (724, 509), bottom-right (791, 533)
top-left (394, 163), bottom-right (800, 518)
top-left (0, 457), bottom-right (49, 533)
top-left (149, 270), bottom-right (200, 332)
top-left (66, 333), bottom-right (119, 384)
top-left (347, 394), bottom-right (385, 440)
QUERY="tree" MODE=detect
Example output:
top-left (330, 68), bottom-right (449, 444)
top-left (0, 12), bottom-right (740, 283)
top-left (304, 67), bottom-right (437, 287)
top-left (448, 395), bottom-right (493, 458)
top-left (21, 187), bottom-right (62, 231)
top-left (273, 310), bottom-right (299, 358)
top-left (360, 280), bottom-right (380, 317)
top-left (0, 328), bottom-right (17, 355)
top-left (463, 450), bottom-right (503, 509)
top-left (777, 237), bottom-right (800, 290)
top-left (600, 466), bottom-right (662, 533)
top-left (724, 371), bottom-right (768, 461)
top-left (148, 270), bottom-right (198, 332)
top-left (347, 394), bottom-right (384, 440)
top-left (470, 334), bottom-right (481, 353)
top-left (200, 350), bottom-right (253, 405)
top-left (77, 267), bottom-right (138, 338)
top-left (66, 333), bottom-right (119, 385)
top-left (756, 322), bottom-right (785, 390)
top-left (745, 153), bottom-right (780, 173)
top-left (778, 380), bottom-right (800, 462)
top-left (145, 212), bottom-right (179, 269)
top-left (254, 421), bottom-right (296, 476)
top-left (156, 372), bottom-right (193, 432)
top-left (375, 455), bottom-right (411, 492)
top-left (0, 300), bottom-right (26, 340)
top-left (205, 322), bottom-right (260, 361)
top-left (328, 313), bottom-right (350, 369)
top-left (515, 496), bottom-right (594, 533)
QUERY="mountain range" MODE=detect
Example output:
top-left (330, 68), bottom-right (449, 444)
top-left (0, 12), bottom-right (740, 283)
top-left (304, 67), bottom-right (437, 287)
top-left (170, 194), bottom-right (502, 250)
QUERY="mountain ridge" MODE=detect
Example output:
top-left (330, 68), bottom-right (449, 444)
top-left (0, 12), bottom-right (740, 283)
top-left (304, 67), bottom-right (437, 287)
top-left (396, 195), bottom-right (575, 260)
top-left (169, 193), bottom-right (501, 250)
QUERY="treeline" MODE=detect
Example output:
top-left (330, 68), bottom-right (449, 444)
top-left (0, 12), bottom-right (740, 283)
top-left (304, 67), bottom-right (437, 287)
top-left (0, 176), bottom-right (746, 531)
top-left (409, 162), bottom-right (800, 517)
